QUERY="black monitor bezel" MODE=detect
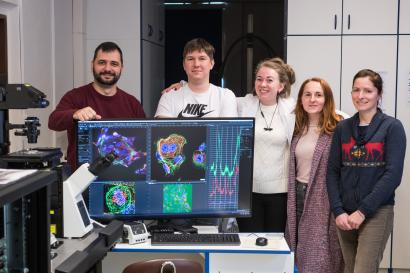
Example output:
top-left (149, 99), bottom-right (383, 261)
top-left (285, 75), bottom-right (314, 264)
top-left (76, 117), bottom-right (254, 221)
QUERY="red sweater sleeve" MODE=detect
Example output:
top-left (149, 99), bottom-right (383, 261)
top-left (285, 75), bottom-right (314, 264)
top-left (48, 90), bottom-right (79, 131)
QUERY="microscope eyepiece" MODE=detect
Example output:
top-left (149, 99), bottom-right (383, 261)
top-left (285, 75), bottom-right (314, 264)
top-left (88, 152), bottom-right (117, 176)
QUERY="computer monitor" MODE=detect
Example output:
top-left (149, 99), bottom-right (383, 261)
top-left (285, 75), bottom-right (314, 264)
top-left (76, 118), bottom-right (254, 221)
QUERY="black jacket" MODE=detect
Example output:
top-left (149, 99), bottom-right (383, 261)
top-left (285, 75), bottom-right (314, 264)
top-left (327, 109), bottom-right (406, 217)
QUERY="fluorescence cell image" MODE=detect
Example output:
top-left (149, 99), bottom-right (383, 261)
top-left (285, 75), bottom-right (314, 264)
top-left (192, 142), bottom-right (206, 169)
top-left (151, 126), bottom-right (206, 182)
top-left (156, 134), bottom-right (187, 176)
top-left (163, 184), bottom-right (192, 214)
top-left (104, 183), bottom-right (135, 215)
top-left (93, 127), bottom-right (147, 181)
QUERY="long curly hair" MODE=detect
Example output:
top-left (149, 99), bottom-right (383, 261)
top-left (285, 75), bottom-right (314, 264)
top-left (294, 77), bottom-right (342, 136)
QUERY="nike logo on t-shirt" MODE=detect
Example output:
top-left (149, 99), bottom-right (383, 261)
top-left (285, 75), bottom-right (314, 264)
top-left (177, 103), bottom-right (215, 117)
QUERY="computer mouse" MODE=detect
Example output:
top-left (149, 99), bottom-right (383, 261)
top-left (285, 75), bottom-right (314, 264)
top-left (256, 237), bottom-right (268, 246)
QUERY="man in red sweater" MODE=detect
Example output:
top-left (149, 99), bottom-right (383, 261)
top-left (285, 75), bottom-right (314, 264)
top-left (48, 41), bottom-right (145, 171)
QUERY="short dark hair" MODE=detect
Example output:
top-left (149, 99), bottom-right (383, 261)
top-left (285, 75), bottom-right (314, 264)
top-left (93, 41), bottom-right (123, 65)
top-left (183, 38), bottom-right (214, 60)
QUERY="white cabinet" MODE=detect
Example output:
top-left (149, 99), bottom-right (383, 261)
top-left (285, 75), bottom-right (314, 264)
top-left (287, 0), bottom-right (398, 35)
top-left (286, 36), bottom-right (341, 106)
top-left (287, 0), bottom-right (342, 35)
top-left (287, 0), bottom-right (410, 270)
top-left (140, 0), bottom-right (165, 117)
top-left (340, 36), bottom-right (397, 116)
top-left (209, 253), bottom-right (294, 273)
top-left (394, 35), bottom-right (410, 269)
top-left (399, 0), bottom-right (410, 34)
top-left (141, 0), bottom-right (165, 45)
top-left (343, 0), bottom-right (398, 34)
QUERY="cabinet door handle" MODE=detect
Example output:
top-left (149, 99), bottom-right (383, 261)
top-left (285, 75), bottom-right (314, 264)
top-left (158, 30), bottom-right (164, 42)
top-left (147, 24), bottom-right (153, 37)
top-left (348, 14), bottom-right (351, 30)
top-left (334, 14), bottom-right (337, 30)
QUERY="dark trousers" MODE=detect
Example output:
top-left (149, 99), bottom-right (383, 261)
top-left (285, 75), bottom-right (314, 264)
top-left (296, 181), bottom-right (307, 229)
top-left (237, 192), bottom-right (287, 232)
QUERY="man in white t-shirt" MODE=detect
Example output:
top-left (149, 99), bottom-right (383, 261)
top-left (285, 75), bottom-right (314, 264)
top-left (155, 38), bottom-right (238, 232)
top-left (155, 38), bottom-right (238, 118)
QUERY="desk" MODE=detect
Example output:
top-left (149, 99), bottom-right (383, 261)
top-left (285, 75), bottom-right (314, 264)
top-left (51, 231), bottom-right (100, 272)
top-left (111, 233), bottom-right (294, 273)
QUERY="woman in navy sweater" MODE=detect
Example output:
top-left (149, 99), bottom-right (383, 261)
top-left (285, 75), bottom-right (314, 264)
top-left (327, 69), bottom-right (406, 273)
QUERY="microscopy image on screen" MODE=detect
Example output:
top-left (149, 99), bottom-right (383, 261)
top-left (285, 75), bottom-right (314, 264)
top-left (151, 126), bottom-right (206, 182)
top-left (163, 183), bottom-right (192, 214)
top-left (192, 142), bottom-right (206, 169)
top-left (93, 127), bottom-right (147, 181)
top-left (78, 118), bottom-right (255, 221)
top-left (104, 183), bottom-right (136, 215)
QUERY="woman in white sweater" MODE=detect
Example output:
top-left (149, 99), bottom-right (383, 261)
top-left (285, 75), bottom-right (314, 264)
top-left (236, 58), bottom-right (295, 232)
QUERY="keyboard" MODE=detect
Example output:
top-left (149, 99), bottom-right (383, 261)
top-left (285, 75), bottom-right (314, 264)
top-left (151, 233), bottom-right (241, 246)
top-left (147, 224), bottom-right (175, 234)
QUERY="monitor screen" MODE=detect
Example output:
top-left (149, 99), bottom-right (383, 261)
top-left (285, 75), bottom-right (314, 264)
top-left (76, 118), bottom-right (254, 221)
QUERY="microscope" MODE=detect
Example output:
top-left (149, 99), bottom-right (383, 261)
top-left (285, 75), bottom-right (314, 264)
top-left (0, 83), bottom-right (62, 168)
top-left (63, 152), bottom-right (116, 238)
top-left (0, 83), bottom-right (65, 239)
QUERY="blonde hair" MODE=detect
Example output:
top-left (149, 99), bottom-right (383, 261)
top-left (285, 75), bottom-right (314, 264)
top-left (253, 57), bottom-right (296, 98)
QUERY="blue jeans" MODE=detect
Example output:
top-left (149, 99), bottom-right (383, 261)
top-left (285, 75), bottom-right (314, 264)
top-left (337, 205), bottom-right (393, 273)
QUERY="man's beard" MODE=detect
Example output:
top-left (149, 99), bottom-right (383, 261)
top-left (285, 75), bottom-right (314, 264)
top-left (93, 69), bottom-right (121, 86)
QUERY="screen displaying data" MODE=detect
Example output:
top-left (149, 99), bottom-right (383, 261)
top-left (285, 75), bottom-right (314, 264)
top-left (76, 118), bottom-right (254, 221)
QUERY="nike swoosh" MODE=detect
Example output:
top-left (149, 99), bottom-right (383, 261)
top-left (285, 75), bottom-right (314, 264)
top-left (177, 110), bottom-right (214, 118)
top-left (198, 110), bottom-right (214, 117)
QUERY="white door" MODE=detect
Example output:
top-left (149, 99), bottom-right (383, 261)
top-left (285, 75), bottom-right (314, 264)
top-left (287, 0), bottom-right (342, 35)
top-left (286, 36), bottom-right (342, 107)
top-left (393, 35), bottom-right (410, 269)
top-left (343, 0), bottom-right (398, 34)
top-left (340, 36), bottom-right (397, 116)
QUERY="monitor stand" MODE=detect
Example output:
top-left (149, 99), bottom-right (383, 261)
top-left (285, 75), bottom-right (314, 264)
top-left (147, 219), bottom-right (198, 234)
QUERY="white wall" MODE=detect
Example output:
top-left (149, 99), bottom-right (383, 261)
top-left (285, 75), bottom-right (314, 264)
top-left (52, 0), bottom-right (75, 155)
top-left (1, 0), bottom-right (55, 151)
top-left (85, 0), bottom-right (141, 101)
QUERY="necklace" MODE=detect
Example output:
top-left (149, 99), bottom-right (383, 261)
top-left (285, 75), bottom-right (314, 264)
top-left (259, 102), bottom-right (278, 131)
